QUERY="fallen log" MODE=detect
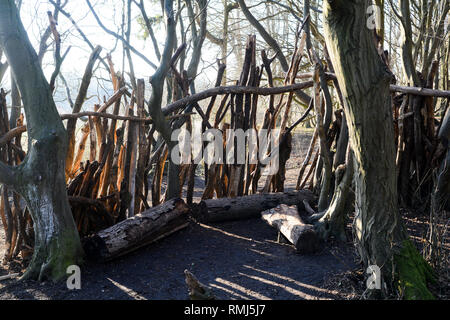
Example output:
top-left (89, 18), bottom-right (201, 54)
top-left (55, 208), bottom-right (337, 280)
top-left (191, 190), bottom-right (316, 223)
top-left (82, 198), bottom-right (191, 261)
top-left (261, 204), bottom-right (321, 254)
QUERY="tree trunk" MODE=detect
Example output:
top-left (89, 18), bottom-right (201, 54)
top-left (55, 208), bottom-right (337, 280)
top-left (261, 204), bottom-right (321, 254)
top-left (191, 190), bottom-right (316, 223)
top-left (0, 0), bottom-right (83, 281)
top-left (323, 0), bottom-right (434, 299)
top-left (314, 148), bottom-right (354, 242)
top-left (147, 0), bottom-right (180, 200)
top-left (434, 108), bottom-right (450, 211)
top-left (82, 198), bottom-right (190, 261)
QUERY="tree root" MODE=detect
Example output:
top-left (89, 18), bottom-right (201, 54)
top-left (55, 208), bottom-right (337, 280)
top-left (20, 232), bottom-right (84, 282)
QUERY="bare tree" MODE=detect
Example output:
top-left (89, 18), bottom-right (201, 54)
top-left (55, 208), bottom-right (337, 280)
top-left (323, 0), bottom-right (434, 299)
top-left (0, 0), bottom-right (83, 281)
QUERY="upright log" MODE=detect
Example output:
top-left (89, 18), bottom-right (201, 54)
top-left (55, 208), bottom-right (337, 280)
top-left (192, 190), bottom-right (316, 223)
top-left (82, 198), bottom-right (190, 261)
top-left (261, 204), bottom-right (321, 254)
top-left (184, 270), bottom-right (216, 300)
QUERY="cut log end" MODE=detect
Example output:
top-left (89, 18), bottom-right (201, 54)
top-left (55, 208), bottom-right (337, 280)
top-left (262, 204), bottom-right (322, 254)
top-left (294, 228), bottom-right (322, 254)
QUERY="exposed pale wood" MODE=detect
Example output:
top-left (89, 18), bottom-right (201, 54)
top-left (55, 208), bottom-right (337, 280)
top-left (69, 122), bottom-right (90, 178)
top-left (135, 79), bottom-right (149, 214)
top-left (0, 273), bottom-right (19, 281)
top-left (261, 204), bottom-right (321, 254)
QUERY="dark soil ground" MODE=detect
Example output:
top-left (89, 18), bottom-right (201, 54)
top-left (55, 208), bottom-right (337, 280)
top-left (0, 131), bottom-right (447, 300)
top-left (0, 217), bottom-right (359, 300)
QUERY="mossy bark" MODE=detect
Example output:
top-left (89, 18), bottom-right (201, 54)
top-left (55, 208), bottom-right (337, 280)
top-left (323, 0), bottom-right (434, 298)
top-left (395, 240), bottom-right (435, 299)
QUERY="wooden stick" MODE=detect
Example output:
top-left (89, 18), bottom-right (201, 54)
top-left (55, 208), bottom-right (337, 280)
top-left (0, 273), bottom-right (19, 281)
top-left (390, 85), bottom-right (450, 98)
top-left (162, 81), bottom-right (316, 115)
top-left (95, 87), bottom-right (128, 113)
top-left (0, 125), bottom-right (26, 147)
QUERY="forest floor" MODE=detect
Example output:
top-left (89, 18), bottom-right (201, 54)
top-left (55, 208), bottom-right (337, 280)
top-left (0, 131), bottom-right (447, 300)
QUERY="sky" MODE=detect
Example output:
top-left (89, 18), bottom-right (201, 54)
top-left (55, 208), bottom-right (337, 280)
top-left (5, 0), bottom-right (225, 113)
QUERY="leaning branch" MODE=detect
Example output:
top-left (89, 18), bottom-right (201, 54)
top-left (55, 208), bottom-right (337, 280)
top-left (390, 85), bottom-right (450, 98)
top-left (162, 81), bottom-right (315, 115)
top-left (0, 113), bottom-right (193, 147)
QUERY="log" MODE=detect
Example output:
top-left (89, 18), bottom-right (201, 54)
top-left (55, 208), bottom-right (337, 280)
top-left (82, 198), bottom-right (191, 261)
top-left (261, 204), bottom-right (321, 254)
top-left (184, 270), bottom-right (216, 300)
top-left (191, 190), bottom-right (316, 223)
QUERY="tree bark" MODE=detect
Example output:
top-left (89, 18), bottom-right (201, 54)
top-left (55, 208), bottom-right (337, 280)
top-left (261, 204), bottom-right (321, 254)
top-left (191, 190), bottom-right (316, 223)
top-left (0, 0), bottom-right (83, 281)
top-left (313, 148), bottom-right (354, 242)
top-left (65, 45), bottom-right (102, 179)
top-left (434, 108), bottom-right (450, 211)
top-left (147, 0), bottom-right (180, 200)
top-left (82, 198), bottom-right (190, 261)
top-left (323, 0), bottom-right (434, 299)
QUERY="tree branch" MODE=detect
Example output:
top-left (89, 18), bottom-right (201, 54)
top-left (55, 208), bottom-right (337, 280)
top-left (0, 161), bottom-right (16, 187)
top-left (85, 0), bottom-right (158, 70)
top-left (237, 0), bottom-right (289, 72)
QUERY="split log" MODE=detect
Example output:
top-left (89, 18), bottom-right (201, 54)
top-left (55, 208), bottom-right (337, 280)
top-left (82, 198), bottom-right (191, 261)
top-left (261, 204), bottom-right (321, 254)
top-left (191, 190), bottom-right (316, 223)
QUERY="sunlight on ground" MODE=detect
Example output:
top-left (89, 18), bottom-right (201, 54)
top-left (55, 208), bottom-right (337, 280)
top-left (237, 272), bottom-right (320, 300)
top-left (248, 248), bottom-right (278, 258)
top-left (198, 223), bottom-right (265, 245)
top-left (213, 277), bottom-right (271, 300)
top-left (243, 265), bottom-right (337, 296)
top-left (107, 278), bottom-right (146, 300)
